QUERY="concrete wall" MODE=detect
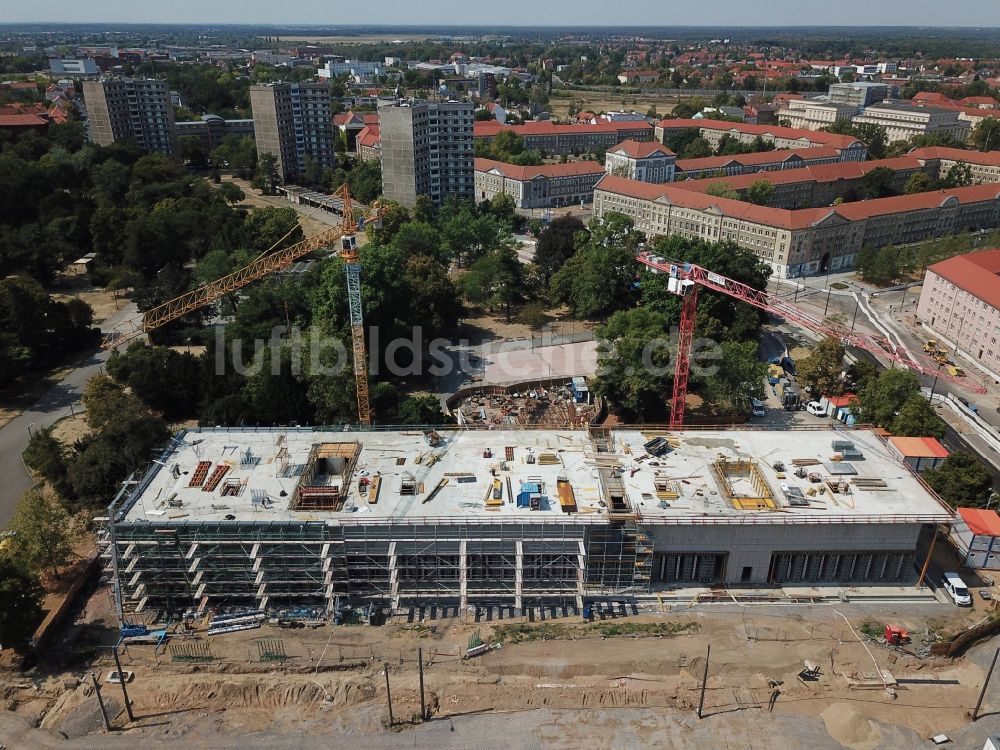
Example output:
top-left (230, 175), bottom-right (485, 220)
top-left (378, 105), bottom-right (419, 207)
top-left (647, 522), bottom-right (923, 584)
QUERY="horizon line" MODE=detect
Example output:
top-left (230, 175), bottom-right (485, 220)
top-left (3, 22), bottom-right (1000, 30)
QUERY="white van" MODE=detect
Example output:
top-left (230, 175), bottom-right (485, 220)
top-left (942, 572), bottom-right (972, 606)
top-left (751, 399), bottom-right (766, 417)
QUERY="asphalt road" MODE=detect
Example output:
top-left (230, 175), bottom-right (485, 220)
top-left (0, 303), bottom-right (138, 528)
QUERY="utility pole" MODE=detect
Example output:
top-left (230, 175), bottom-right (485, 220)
top-left (384, 664), bottom-right (394, 726)
top-left (418, 646), bottom-right (427, 720)
top-left (697, 644), bottom-right (711, 719)
top-left (90, 672), bottom-right (112, 732)
top-left (112, 646), bottom-right (134, 722)
top-left (974, 648), bottom-right (1000, 721)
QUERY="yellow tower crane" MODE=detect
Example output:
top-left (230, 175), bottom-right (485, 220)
top-left (102, 184), bottom-right (388, 425)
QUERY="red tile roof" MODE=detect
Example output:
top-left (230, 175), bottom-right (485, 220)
top-left (0, 114), bottom-right (48, 127)
top-left (475, 157), bottom-right (605, 180)
top-left (474, 120), bottom-right (653, 138)
top-left (676, 156), bottom-right (922, 192)
top-left (888, 435), bottom-right (948, 459)
top-left (826, 394), bottom-right (858, 408)
top-left (356, 124), bottom-right (380, 149)
top-left (596, 175), bottom-right (1000, 230)
top-left (595, 174), bottom-right (832, 230)
top-left (656, 118), bottom-right (862, 150)
top-left (608, 140), bottom-right (675, 158)
top-left (958, 507), bottom-right (1000, 537)
top-left (676, 146), bottom-right (842, 172)
top-left (910, 146), bottom-right (1000, 167)
top-left (958, 96), bottom-right (999, 108)
top-left (926, 249), bottom-right (1000, 311)
top-left (912, 91), bottom-right (956, 107)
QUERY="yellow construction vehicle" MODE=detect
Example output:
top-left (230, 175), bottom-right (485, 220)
top-left (923, 339), bottom-right (937, 353)
top-left (948, 366), bottom-right (966, 377)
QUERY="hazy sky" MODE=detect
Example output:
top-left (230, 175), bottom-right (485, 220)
top-left (6, 0), bottom-right (1000, 26)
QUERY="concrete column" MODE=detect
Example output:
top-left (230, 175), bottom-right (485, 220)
top-left (459, 540), bottom-right (468, 609)
top-left (515, 540), bottom-right (523, 611)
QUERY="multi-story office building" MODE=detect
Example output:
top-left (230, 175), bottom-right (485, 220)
top-left (852, 102), bottom-right (970, 144)
top-left (828, 82), bottom-right (889, 109)
top-left (655, 118), bottom-right (868, 160)
top-left (474, 158), bottom-right (605, 208)
top-left (777, 99), bottom-right (859, 131)
top-left (379, 99), bottom-right (474, 208)
top-left (82, 78), bottom-right (177, 155)
top-left (916, 249), bottom-right (1000, 382)
top-left (250, 82), bottom-right (335, 182)
top-left (594, 175), bottom-right (1000, 278)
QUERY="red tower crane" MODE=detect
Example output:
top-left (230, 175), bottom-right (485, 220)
top-left (636, 252), bottom-right (987, 429)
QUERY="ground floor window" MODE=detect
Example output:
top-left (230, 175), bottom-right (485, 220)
top-left (767, 550), bottom-right (914, 583)
top-left (654, 552), bottom-right (727, 583)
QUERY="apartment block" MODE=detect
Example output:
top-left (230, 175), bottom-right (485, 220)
top-left (82, 78), bottom-right (177, 155)
top-left (474, 158), bottom-right (605, 208)
top-left (250, 82), bottom-right (335, 181)
top-left (379, 99), bottom-right (474, 208)
top-left (474, 120), bottom-right (654, 156)
top-left (604, 140), bottom-right (677, 183)
top-left (916, 249), bottom-right (1000, 381)
top-left (655, 118), bottom-right (867, 160)
top-left (853, 102), bottom-right (970, 144)
top-left (595, 174), bottom-right (1000, 278)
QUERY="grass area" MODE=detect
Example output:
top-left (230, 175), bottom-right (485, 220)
top-left (830, 282), bottom-right (849, 290)
top-left (858, 621), bottom-right (883, 641)
top-left (492, 620), bottom-right (698, 644)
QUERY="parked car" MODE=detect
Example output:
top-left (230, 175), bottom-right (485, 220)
top-left (980, 589), bottom-right (992, 601)
top-left (805, 401), bottom-right (827, 417)
top-left (942, 572), bottom-right (972, 606)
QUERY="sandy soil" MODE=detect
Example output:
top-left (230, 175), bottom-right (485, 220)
top-left (49, 413), bottom-right (92, 447)
top-left (3, 588), bottom-right (996, 748)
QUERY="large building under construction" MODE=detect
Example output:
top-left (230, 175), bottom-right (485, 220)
top-left (98, 427), bottom-right (952, 616)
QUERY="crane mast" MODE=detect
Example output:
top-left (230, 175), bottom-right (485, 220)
top-left (636, 252), bottom-right (986, 429)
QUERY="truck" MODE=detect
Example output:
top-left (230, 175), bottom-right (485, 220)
top-left (776, 378), bottom-right (801, 410)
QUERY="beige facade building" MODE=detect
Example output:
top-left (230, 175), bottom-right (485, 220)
top-left (675, 147), bottom-right (845, 179)
top-left (82, 78), bottom-right (177, 155)
top-left (594, 174), bottom-right (1000, 278)
top-left (604, 140), bottom-right (677, 183)
top-left (910, 146), bottom-right (1000, 185)
top-left (474, 158), bottom-right (605, 209)
top-left (853, 102), bottom-right (970, 145)
top-left (777, 99), bottom-right (858, 131)
top-left (916, 249), bottom-right (1000, 381)
top-left (655, 118), bottom-right (868, 160)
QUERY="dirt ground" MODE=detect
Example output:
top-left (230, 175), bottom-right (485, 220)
top-left (3, 584), bottom-right (1000, 748)
top-left (219, 177), bottom-right (335, 238)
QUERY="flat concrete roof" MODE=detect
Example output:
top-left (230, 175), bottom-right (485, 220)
top-left (117, 428), bottom-right (953, 526)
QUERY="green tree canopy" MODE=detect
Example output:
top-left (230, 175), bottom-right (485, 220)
top-left (924, 450), bottom-right (993, 508)
top-left (890, 393), bottom-right (947, 438)
top-left (8, 489), bottom-right (73, 578)
top-left (591, 307), bottom-right (673, 422)
top-left (550, 212), bottom-right (640, 317)
top-left (856, 368), bottom-right (921, 428)
top-left (534, 214), bottom-right (585, 280)
top-left (0, 559), bottom-right (43, 652)
top-left (797, 338), bottom-right (846, 397)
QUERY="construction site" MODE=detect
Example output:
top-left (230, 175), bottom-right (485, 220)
top-left (97, 425), bottom-right (954, 620)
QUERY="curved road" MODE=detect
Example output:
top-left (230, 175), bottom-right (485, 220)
top-left (0, 303), bottom-right (137, 528)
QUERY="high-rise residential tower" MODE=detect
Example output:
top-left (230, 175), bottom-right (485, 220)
top-left (378, 99), bottom-right (474, 207)
top-left (250, 82), bottom-right (335, 181)
top-left (82, 78), bottom-right (177, 155)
